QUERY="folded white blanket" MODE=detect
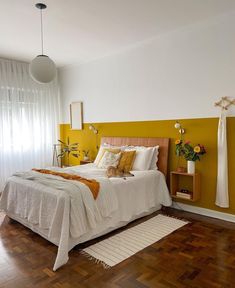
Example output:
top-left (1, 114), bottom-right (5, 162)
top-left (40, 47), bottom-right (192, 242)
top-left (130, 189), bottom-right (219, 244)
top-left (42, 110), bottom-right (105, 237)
top-left (0, 170), bottom-right (118, 270)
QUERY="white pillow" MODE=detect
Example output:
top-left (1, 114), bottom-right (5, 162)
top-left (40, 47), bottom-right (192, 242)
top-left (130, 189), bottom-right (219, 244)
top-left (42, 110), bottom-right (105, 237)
top-left (94, 146), bottom-right (105, 165)
top-left (103, 143), bottom-right (127, 150)
top-left (98, 151), bottom-right (122, 169)
top-left (149, 146), bottom-right (159, 170)
top-left (125, 146), bottom-right (155, 171)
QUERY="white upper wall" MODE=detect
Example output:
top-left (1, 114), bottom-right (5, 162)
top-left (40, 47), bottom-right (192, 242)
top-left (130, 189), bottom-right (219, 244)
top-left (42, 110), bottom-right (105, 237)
top-left (59, 12), bottom-right (235, 123)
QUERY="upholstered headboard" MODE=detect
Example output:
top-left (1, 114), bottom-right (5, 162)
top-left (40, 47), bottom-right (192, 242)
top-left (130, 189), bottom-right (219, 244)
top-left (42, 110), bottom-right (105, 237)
top-left (100, 137), bottom-right (170, 177)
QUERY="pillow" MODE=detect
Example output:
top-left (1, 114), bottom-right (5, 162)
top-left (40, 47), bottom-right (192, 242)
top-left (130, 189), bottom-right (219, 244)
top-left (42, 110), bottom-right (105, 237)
top-left (149, 146), bottom-right (159, 170)
top-left (103, 143), bottom-right (127, 150)
top-left (94, 146), bottom-right (104, 165)
top-left (94, 146), bottom-right (121, 166)
top-left (125, 146), bottom-right (155, 171)
top-left (98, 151), bottom-right (122, 169)
top-left (117, 150), bottom-right (136, 172)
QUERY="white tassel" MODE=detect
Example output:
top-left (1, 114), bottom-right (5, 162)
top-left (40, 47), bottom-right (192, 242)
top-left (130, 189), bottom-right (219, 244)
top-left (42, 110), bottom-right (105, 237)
top-left (80, 250), bottom-right (111, 269)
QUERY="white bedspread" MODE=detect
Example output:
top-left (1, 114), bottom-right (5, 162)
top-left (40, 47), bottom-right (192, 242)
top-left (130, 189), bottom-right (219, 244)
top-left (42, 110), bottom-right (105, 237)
top-left (0, 164), bottom-right (172, 270)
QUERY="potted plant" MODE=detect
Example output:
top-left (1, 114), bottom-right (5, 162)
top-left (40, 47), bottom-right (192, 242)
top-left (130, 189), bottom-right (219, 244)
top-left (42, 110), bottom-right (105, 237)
top-left (82, 150), bottom-right (90, 161)
top-left (57, 137), bottom-right (80, 166)
top-left (175, 140), bottom-right (206, 173)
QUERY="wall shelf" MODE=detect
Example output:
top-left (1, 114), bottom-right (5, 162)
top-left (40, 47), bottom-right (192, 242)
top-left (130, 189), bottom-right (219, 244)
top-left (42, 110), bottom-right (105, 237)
top-left (170, 171), bottom-right (200, 202)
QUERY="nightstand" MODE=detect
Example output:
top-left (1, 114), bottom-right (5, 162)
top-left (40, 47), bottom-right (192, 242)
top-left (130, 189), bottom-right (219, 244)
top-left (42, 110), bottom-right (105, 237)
top-left (80, 160), bottom-right (93, 165)
top-left (170, 171), bottom-right (200, 202)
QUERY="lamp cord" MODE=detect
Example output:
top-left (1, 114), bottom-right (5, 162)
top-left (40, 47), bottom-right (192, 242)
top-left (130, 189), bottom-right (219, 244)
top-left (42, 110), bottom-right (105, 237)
top-left (40, 8), bottom-right (44, 55)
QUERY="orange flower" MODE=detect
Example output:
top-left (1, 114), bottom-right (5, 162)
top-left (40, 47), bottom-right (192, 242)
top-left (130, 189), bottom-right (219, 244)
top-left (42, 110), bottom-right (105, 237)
top-left (175, 139), bottom-right (181, 145)
top-left (194, 146), bottom-right (201, 153)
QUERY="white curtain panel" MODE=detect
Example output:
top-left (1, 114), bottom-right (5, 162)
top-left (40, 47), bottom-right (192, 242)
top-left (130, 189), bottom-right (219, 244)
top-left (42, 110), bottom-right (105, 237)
top-left (215, 110), bottom-right (229, 208)
top-left (0, 58), bottom-right (60, 191)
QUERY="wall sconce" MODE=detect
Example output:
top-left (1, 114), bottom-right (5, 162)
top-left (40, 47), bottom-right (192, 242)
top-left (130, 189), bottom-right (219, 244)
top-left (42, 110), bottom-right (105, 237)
top-left (174, 121), bottom-right (185, 135)
top-left (89, 124), bottom-right (99, 151)
top-left (89, 124), bottom-right (98, 134)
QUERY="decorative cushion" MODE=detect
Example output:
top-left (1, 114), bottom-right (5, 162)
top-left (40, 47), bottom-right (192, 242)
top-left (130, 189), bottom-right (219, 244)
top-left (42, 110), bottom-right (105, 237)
top-left (117, 150), bottom-right (136, 172)
top-left (94, 147), bottom-right (121, 166)
top-left (98, 151), bottom-right (122, 169)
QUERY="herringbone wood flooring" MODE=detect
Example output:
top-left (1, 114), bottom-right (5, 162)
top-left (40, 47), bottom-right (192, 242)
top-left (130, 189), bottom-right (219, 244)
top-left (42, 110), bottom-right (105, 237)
top-left (1, 208), bottom-right (235, 288)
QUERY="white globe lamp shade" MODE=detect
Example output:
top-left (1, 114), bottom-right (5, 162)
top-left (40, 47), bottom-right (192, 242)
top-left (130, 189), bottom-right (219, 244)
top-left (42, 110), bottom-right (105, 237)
top-left (29, 55), bottom-right (56, 84)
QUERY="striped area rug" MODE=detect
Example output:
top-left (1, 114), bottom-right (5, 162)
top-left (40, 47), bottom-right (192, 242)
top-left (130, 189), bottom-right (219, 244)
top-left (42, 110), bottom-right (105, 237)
top-left (81, 214), bottom-right (188, 268)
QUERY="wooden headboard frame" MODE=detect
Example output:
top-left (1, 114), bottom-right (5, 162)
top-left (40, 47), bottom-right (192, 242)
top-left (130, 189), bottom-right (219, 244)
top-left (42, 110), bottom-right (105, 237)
top-left (101, 137), bottom-right (170, 177)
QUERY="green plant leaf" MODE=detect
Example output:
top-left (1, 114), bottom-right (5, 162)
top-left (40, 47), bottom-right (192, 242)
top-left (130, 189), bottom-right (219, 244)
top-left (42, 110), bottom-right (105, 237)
top-left (71, 142), bottom-right (79, 146)
top-left (57, 153), bottom-right (65, 158)
top-left (58, 139), bottom-right (66, 145)
top-left (72, 153), bottom-right (79, 158)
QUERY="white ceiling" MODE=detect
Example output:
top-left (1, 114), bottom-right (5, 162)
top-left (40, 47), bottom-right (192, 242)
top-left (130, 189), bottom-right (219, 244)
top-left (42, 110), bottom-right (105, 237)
top-left (1, 0), bottom-right (235, 67)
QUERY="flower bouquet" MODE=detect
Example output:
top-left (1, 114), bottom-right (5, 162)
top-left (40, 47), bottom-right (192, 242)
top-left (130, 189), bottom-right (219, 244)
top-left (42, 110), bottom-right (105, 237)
top-left (175, 140), bottom-right (206, 173)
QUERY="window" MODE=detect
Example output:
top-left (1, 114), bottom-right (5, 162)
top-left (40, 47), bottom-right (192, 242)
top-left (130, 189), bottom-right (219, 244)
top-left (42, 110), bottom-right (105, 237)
top-left (0, 59), bottom-right (60, 191)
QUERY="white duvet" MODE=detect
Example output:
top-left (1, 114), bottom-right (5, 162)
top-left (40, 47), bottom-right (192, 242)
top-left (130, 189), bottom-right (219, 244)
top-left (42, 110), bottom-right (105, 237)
top-left (0, 164), bottom-right (172, 270)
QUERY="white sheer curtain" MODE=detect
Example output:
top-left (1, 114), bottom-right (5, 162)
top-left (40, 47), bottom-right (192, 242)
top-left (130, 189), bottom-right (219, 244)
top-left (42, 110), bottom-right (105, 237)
top-left (0, 58), bottom-right (60, 191)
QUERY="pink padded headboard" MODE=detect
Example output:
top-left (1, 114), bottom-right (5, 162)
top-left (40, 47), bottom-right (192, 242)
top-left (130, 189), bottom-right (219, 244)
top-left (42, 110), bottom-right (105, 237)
top-left (101, 137), bottom-right (169, 177)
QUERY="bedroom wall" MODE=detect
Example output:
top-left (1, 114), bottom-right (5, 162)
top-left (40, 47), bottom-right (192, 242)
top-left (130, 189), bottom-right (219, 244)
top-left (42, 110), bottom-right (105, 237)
top-left (59, 12), bottom-right (235, 215)
top-left (59, 11), bottom-right (235, 123)
top-left (60, 117), bottom-right (235, 215)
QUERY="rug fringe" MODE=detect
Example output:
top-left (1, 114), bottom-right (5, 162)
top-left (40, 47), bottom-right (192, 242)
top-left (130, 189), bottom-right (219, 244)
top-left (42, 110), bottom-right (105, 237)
top-left (162, 213), bottom-right (190, 223)
top-left (80, 250), bottom-right (111, 269)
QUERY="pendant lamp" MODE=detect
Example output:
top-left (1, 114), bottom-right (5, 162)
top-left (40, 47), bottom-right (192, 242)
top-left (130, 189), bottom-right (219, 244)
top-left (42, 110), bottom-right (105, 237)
top-left (29, 3), bottom-right (56, 84)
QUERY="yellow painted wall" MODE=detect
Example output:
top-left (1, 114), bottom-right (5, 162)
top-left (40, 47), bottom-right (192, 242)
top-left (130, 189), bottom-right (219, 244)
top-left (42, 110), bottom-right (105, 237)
top-left (60, 117), bottom-right (235, 215)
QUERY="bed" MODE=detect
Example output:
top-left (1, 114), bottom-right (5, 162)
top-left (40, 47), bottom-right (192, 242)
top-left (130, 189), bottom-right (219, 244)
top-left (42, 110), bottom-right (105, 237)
top-left (0, 136), bottom-right (172, 270)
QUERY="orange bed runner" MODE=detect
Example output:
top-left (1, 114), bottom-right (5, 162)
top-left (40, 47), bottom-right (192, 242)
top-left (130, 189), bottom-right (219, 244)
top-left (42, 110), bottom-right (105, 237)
top-left (32, 169), bottom-right (100, 199)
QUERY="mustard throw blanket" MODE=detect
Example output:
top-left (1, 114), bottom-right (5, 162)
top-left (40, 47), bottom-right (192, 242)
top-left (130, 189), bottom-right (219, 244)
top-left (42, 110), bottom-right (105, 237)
top-left (32, 169), bottom-right (100, 199)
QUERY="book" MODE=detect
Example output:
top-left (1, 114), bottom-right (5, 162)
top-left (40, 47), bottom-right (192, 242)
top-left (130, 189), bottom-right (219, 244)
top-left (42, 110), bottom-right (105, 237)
top-left (176, 191), bottom-right (191, 199)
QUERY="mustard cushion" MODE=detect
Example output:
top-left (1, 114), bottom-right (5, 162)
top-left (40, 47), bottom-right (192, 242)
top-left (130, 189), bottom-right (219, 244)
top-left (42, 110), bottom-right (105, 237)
top-left (117, 150), bottom-right (136, 172)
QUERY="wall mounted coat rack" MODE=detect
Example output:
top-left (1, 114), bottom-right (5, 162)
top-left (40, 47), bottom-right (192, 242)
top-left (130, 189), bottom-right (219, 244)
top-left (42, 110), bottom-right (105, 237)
top-left (214, 96), bottom-right (235, 110)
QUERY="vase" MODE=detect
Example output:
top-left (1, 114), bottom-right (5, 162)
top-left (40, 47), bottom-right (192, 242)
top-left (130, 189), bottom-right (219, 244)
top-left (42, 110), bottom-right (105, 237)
top-left (187, 161), bottom-right (195, 174)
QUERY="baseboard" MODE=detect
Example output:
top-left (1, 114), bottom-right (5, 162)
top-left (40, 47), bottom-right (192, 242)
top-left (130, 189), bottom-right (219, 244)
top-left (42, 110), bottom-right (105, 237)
top-left (172, 201), bottom-right (235, 223)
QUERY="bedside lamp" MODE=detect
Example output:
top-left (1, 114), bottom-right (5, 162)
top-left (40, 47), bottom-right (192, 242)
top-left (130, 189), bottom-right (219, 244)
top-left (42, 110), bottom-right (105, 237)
top-left (89, 124), bottom-right (98, 134)
top-left (89, 124), bottom-right (99, 151)
top-left (174, 121), bottom-right (185, 135)
top-left (174, 121), bottom-right (186, 173)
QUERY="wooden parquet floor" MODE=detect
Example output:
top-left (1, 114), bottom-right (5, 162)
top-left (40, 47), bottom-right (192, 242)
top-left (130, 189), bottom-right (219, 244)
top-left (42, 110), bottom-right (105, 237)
top-left (1, 208), bottom-right (235, 288)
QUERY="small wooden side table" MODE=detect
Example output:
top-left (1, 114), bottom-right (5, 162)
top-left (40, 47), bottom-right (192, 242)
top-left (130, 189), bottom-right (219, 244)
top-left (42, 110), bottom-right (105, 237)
top-left (170, 171), bottom-right (200, 202)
